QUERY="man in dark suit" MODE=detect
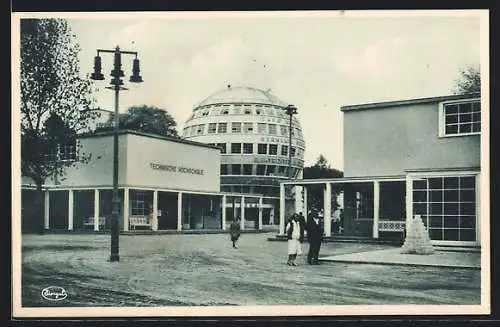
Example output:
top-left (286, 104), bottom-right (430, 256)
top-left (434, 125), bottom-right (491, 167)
top-left (306, 210), bottom-right (324, 265)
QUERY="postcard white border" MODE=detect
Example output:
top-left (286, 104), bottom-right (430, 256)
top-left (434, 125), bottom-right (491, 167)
top-left (11, 9), bottom-right (490, 318)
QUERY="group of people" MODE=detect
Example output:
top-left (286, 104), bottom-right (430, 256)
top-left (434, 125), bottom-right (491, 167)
top-left (228, 211), bottom-right (325, 266)
top-left (286, 211), bottom-right (324, 266)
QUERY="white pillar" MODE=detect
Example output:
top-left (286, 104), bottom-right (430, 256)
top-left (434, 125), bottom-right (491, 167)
top-left (240, 196), bottom-right (245, 231)
top-left (303, 187), bottom-right (308, 220)
top-left (294, 186), bottom-right (301, 213)
top-left (279, 183), bottom-right (285, 235)
top-left (222, 195), bottom-right (227, 231)
top-left (44, 190), bottom-right (50, 230)
top-left (93, 189), bottom-right (100, 231)
top-left (152, 190), bottom-right (158, 231)
top-left (177, 192), bottom-right (183, 231)
top-left (324, 183), bottom-right (332, 237)
top-left (373, 181), bottom-right (380, 239)
top-left (67, 190), bottom-right (74, 231)
top-left (258, 197), bottom-right (263, 230)
top-left (405, 175), bottom-right (413, 231)
top-left (123, 187), bottom-right (129, 231)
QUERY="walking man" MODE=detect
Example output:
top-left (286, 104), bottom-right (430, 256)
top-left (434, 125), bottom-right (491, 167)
top-left (306, 210), bottom-right (324, 265)
top-left (229, 217), bottom-right (241, 249)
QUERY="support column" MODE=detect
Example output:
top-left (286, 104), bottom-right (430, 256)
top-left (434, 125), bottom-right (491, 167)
top-left (94, 189), bottom-right (100, 231)
top-left (258, 197), bottom-right (263, 230)
top-left (324, 183), bottom-right (332, 237)
top-left (44, 190), bottom-right (50, 230)
top-left (240, 196), bottom-right (245, 231)
top-left (222, 195), bottom-right (227, 231)
top-left (152, 190), bottom-right (158, 231)
top-left (405, 175), bottom-right (413, 233)
top-left (294, 186), bottom-right (301, 213)
top-left (177, 192), bottom-right (183, 231)
top-left (303, 187), bottom-right (308, 220)
top-left (279, 183), bottom-right (285, 235)
top-left (68, 189), bottom-right (74, 231)
top-left (123, 187), bottom-right (129, 231)
top-left (372, 181), bottom-right (380, 239)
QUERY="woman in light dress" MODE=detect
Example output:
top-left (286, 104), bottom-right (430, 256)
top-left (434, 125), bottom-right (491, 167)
top-left (286, 214), bottom-right (304, 266)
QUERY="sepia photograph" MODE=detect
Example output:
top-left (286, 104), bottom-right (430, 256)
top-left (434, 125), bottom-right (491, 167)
top-left (11, 10), bottom-right (490, 318)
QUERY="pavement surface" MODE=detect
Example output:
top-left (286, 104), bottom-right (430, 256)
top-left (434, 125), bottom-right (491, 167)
top-left (320, 248), bottom-right (480, 269)
top-left (20, 233), bottom-right (481, 307)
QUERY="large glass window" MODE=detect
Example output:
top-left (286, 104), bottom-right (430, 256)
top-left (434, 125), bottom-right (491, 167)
top-left (244, 122), bottom-right (254, 133)
top-left (196, 124), bottom-right (205, 135)
top-left (268, 124), bottom-right (277, 135)
top-left (231, 143), bottom-right (242, 154)
top-left (231, 122), bottom-right (242, 133)
top-left (231, 164), bottom-right (241, 175)
top-left (442, 100), bottom-right (480, 136)
top-left (280, 125), bottom-right (288, 136)
top-left (258, 143), bottom-right (268, 154)
top-left (256, 165), bottom-right (266, 175)
top-left (220, 164), bottom-right (228, 175)
top-left (243, 143), bottom-right (253, 154)
top-left (266, 165), bottom-right (276, 176)
top-left (258, 123), bottom-right (267, 134)
top-left (243, 164), bottom-right (253, 175)
top-left (413, 175), bottom-right (477, 241)
top-left (281, 145), bottom-right (288, 156)
top-left (217, 123), bottom-right (227, 133)
top-left (269, 144), bottom-right (278, 155)
top-left (208, 123), bottom-right (217, 133)
top-left (131, 190), bottom-right (150, 216)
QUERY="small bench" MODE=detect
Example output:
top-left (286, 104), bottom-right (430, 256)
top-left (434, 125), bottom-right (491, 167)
top-left (83, 217), bottom-right (106, 229)
top-left (129, 215), bottom-right (151, 230)
top-left (378, 220), bottom-right (405, 232)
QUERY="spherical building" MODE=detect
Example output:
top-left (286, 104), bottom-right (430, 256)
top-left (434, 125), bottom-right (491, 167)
top-left (182, 86), bottom-right (305, 224)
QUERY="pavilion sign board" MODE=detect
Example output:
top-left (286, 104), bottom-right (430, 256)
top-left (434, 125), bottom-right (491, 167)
top-left (125, 132), bottom-right (220, 193)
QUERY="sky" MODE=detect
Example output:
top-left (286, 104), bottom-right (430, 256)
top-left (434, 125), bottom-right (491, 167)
top-left (63, 11), bottom-right (483, 170)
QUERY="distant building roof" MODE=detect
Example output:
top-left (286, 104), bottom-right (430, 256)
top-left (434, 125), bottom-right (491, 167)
top-left (341, 92), bottom-right (480, 112)
top-left (195, 85), bottom-right (288, 108)
top-left (78, 129), bottom-right (219, 150)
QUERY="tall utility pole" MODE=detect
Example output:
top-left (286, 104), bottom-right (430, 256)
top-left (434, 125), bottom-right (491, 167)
top-left (90, 46), bottom-right (143, 262)
top-left (284, 104), bottom-right (298, 179)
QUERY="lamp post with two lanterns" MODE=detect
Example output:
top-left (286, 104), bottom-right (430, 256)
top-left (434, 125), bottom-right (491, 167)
top-left (90, 46), bottom-right (143, 262)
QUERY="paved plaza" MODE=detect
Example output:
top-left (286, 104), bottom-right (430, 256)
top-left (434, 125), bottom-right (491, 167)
top-left (21, 233), bottom-right (480, 307)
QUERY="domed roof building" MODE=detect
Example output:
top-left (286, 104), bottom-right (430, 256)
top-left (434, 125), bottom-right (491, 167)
top-left (182, 85), bottom-right (306, 225)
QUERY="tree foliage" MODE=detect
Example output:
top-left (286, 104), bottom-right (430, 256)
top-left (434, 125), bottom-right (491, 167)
top-left (96, 105), bottom-right (180, 138)
top-left (303, 154), bottom-right (343, 179)
top-left (302, 155), bottom-right (343, 212)
top-left (453, 65), bottom-right (481, 95)
top-left (21, 18), bottom-right (97, 232)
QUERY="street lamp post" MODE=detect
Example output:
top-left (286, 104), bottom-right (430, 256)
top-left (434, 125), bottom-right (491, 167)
top-left (284, 104), bottom-right (298, 179)
top-left (90, 46), bottom-right (143, 262)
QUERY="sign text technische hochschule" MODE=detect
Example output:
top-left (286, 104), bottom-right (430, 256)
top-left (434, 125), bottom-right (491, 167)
top-left (150, 162), bottom-right (204, 175)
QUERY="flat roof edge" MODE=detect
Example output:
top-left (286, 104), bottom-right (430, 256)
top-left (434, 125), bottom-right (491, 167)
top-left (341, 93), bottom-right (480, 112)
top-left (77, 129), bottom-right (219, 150)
